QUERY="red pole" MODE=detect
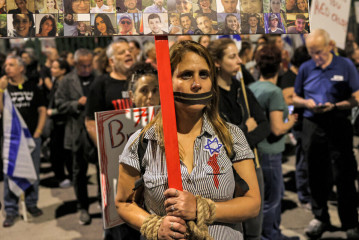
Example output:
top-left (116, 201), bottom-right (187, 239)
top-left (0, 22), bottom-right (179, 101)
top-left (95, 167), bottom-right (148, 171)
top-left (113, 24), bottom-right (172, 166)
top-left (154, 36), bottom-right (183, 191)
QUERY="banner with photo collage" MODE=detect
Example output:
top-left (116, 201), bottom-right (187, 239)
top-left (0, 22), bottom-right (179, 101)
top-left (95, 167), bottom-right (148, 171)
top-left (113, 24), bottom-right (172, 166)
top-left (0, 0), bottom-right (310, 38)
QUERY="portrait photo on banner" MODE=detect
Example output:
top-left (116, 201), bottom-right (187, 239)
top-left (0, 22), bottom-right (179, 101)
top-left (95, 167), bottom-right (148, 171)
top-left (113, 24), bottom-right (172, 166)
top-left (217, 13), bottom-right (240, 34)
top-left (143, 12), bottom-right (168, 34)
top-left (35, 0), bottom-right (63, 13)
top-left (91, 12), bottom-right (116, 35)
top-left (117, 12), bottom-right (142, 35)
top-left (35, 13), bottom-right (63, 36)
top-left (264, 12), bottom-right (286, 34)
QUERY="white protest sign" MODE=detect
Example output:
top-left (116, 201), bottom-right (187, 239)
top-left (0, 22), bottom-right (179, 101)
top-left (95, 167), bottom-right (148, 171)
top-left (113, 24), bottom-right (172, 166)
top-left (95, 106), bottom-right (160, 229)
top-left (310, 0), bottom-right (351, 49)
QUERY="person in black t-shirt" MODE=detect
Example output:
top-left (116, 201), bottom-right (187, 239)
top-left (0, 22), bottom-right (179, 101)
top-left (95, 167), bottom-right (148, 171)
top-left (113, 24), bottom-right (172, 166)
top-left (55, 48), bottom-right (96, 226)
top-left (208, 38), bottom-right (271, 240)
top-left (0, 55), bottom-right (47, 228)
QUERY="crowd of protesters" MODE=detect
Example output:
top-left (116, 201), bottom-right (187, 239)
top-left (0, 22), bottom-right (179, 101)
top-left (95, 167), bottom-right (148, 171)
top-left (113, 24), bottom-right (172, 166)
top-left (0, 30), bottom-right (359, 240)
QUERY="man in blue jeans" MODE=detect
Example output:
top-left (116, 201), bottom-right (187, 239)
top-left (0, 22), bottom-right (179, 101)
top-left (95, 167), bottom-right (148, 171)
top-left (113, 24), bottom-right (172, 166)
top-left (0, 55), bottom-right (47, 227)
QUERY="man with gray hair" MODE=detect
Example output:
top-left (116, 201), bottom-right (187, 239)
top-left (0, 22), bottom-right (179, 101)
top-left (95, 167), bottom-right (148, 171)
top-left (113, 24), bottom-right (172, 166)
top-left (0, 55), bottom-right (47, 227)
top-left (293, 29), bottom-right (359, 239)
top-left (85, 39), bottom-right (134, 146)
top-left (55, 48), bottom-right (96, 225)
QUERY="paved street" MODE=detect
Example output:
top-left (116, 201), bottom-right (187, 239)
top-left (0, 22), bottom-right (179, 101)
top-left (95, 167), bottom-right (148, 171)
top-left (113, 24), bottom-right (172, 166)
top-left (0, 142), bottom-right (358, 240)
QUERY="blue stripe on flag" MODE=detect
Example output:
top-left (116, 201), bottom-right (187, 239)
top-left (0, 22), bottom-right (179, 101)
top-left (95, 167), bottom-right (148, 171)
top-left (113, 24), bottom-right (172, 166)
top-left (7, 106), bottom-right (21, 176)
top-left (23, 128), bottom-right (32, 138)
top-left (10, 176), bottom-right (32, 191)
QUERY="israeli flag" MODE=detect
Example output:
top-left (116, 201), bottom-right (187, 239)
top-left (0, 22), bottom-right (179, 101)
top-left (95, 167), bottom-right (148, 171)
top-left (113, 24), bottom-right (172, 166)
top-left (2, 89), bottom-right (36, 197)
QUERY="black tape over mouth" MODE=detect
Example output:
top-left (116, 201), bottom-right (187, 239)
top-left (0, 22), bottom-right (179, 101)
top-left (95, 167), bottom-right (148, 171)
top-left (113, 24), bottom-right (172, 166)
top-left (173, 91), bottom-right (213, 105)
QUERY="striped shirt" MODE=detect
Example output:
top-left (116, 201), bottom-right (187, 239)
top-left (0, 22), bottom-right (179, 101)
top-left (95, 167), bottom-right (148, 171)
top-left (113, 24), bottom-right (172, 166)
top-left (119, 115), bottom-right (254, 239)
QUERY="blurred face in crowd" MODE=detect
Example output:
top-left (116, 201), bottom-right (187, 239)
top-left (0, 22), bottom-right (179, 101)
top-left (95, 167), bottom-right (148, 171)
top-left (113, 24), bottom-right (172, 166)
top-left (199, 0), bottom-right (211, 11)
top-left (21, 52), bottom-right (32, 65)
top-left (172, 51), bottom-right (212, 112)
top-left (67, 52), bottom-right (75, 66)
top-left (148, 17), bottom-right (162, 34)
top-left (241, 0), bottom-right (262, 13)
top-left (217, 43), bottom-right (241, 77)
top-left (51, 60), bottom-right (66, 78)
top-left (110, 42), bottom-right (134, 74)
top-left (271, 0), bottom-right (281, 13)
top-left (227, 15), bottom-right (239, 31)
top-left (13, 14), bottom-right (32, 37)
top-left (199, 35), bottom-right (210, 48)
top-left (131, 75), bottom-right (160, 107)
top-left (306, 35), bottom-right (332, 68)
top-left (124, 0), bottom-right (137, 10)
top-left (176, 0), bottom-right (192, 13)
top-left (295, 18), bottom-right (306, 32)
top-left (5, 58), bottom-right (24, 78)
top-left (274, 36), bottom-right (284, 49)
top-left (72, 0), bottom-right (90, 13)
top-left (196, 15), bottom-right (213, 34)
top-left (221, 0), bottom-right (238, 13)
top-left (129, 42), bottom-right (141, 60)
top-left (76, 54), bottom-right (93, 77)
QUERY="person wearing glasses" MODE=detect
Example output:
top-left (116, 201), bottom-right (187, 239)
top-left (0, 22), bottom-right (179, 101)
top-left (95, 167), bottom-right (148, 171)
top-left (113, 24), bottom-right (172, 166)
top-left (64, 0), bottom-right (90, 14)
top-left (118, 14), bottom-right (138, 35)
top-left (10, 13), bottom-right (35, 37)
top-left (90, 0), bottom-right (109, 13)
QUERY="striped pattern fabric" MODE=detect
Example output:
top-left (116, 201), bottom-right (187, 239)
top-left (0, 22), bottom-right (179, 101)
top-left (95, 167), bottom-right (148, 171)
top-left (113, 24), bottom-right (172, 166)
top-left (120, 114), bottom-right (254, 240)
top-left (2, 89), bottom-right (36, 197)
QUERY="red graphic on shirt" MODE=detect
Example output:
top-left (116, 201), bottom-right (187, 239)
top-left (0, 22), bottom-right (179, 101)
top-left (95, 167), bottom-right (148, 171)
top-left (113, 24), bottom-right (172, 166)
top-left (207, 153), bottom-right (220, 189)
top-left (111, 98), bottom-right (133, 110)
top-left (133, 108), bottom-right (149, 127)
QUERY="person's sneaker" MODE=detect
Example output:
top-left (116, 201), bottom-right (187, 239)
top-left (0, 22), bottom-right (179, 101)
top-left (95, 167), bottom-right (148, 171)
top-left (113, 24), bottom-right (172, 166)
top-left (59, 179), bottom-right (72, 188)
top-left (305, 219), bottom-right (329, 239)
top-left (79, 209), bottom-right (91, 225)
top-left (27, 206), bottom-right (43, 217)
top-left (3, 215), bottom-right (18, 227)
top-left (347, 226), bottom-right (359, 239)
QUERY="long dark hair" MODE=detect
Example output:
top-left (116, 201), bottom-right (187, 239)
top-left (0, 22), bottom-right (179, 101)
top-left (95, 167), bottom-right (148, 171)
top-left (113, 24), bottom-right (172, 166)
top-left (53, 58), bottom-right (71, 76)
top-left (94, 13), bottom-right (115, 36)
top-left (38, 14), bottom-right (56, 36)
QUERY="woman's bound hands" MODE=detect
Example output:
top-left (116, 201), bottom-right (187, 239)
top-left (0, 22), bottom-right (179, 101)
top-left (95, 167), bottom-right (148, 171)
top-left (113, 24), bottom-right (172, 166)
top-left (164, 188), bottom-right (197, 221)
top-left (158, 216), bottom-right (188, 240)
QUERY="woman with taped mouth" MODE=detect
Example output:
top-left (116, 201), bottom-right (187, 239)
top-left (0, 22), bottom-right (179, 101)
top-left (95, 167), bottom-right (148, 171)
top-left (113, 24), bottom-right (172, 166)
top-left (115, 40), bottom-right (260, 240)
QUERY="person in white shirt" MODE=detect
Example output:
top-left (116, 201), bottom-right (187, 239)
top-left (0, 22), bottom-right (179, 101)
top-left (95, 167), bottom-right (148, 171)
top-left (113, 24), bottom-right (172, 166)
top-left (90, 0), bottom-right (109, 13)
